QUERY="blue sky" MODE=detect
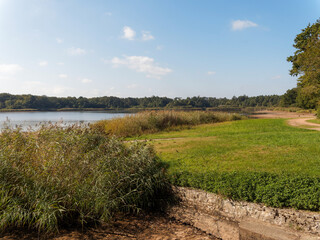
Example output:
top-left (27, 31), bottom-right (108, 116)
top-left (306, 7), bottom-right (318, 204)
top-left (0, 0), bottom-right (319, 98)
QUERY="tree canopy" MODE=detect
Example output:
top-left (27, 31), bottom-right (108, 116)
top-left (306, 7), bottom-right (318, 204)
top-left (287, 19), bottom-right (320, 109)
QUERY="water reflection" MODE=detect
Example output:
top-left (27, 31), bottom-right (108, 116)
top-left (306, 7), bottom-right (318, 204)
top-left (0, 111), bottom-right (129, 131)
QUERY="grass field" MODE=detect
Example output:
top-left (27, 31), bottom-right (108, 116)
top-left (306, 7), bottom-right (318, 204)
top-left (307, 119), bottom-right (320, 124)
top-left (139, 119), bottom-right (320, 176)
top-left (135, 119), bottom-right (320, 210)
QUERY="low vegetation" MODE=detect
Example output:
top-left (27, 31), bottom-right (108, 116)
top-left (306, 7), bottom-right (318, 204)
top-left (307, 119), bottom-right (320, 124)
top-left (0, 124), bottom-right (170, 233)
top-left (93, 110), bottom-right (244, 137)
top-left (140, 119), bottom-right (320, 211)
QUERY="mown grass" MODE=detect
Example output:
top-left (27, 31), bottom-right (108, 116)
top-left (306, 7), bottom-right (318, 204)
top-left (137, 119), bottom-right (320, 210)
top-left (92, 111), bottom-right (244, 137)
top-left (0, 124), bottom-right (171, 233)
top-left (307, 119), bottom-right (320, 124)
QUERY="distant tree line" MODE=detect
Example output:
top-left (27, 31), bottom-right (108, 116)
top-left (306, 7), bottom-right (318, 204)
top-left (0, 93), bottom-right (282, 110)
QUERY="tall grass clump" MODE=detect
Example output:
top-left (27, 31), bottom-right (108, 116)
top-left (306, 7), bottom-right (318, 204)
top-left (0, 124), bottom-right (171, 233)
top-left (93, 111), bottom-right (244, 137)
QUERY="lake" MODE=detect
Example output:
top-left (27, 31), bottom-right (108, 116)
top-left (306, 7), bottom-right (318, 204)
top-left (0, 111), bottom-right (129, 131)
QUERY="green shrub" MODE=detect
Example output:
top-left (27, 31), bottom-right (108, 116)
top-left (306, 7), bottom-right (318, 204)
top-left (93, 111), bottom-right (245, 137)
top-left (170, 171), bottom-right (320, 211)
top-left (0, 124), bottom-right (171, 233)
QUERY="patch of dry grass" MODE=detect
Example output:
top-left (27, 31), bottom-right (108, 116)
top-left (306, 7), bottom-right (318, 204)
top-left (92, 111), bottom-right (244, 137)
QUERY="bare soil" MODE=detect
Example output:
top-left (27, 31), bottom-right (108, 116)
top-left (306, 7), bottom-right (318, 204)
top-left (1, 214), bottom-right (217, 240)
top-left (250, 110), bottom-right (320, 131)
top-left (287, 118), bottom-right (320, 131)
top-left (249, 110), bottom-right (315, 119)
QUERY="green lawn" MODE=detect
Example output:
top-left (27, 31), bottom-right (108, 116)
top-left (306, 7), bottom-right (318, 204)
top-left (133, 119), bottom-right (320, 211)
top-left (307, 119), bottom-right (320, 124)
top-left (139, 119), bottom-right (320, 176)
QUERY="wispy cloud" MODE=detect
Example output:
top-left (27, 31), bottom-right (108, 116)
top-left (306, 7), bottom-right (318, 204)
top-left (122, 26), bottom-right (136, 40)
top-left (67, 47), bottom-right (87, 56)
top-left (23, 81), bottom-right (71, 97)
top-left (141, 31), bottom-right (154, 41)
top-left (105, 12), bottom-right (112, 16)
top-left (231, 20), bottom-right (258, 31)
top-left (0, 64), bottom-right (23, 75)
top-left (207, 71), bottom-right (216, 75)
top-left (58, 74), bottom-right (68, 78)
top-left (111, 55), bottom-right (172, 79)
top-left (56, 38), bottom-right (63, 44)
top-left (38, 61), bottom-right (48, 67)
top-left (57, 62), bottom-right (64, 66)
top-left (81, 78), bottom-right (92, 83)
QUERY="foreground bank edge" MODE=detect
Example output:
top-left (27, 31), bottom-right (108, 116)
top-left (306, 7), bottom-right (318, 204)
top-left (168, 187), bottom-right (320, 240)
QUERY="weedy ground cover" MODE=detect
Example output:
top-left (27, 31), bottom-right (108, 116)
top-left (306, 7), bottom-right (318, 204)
top-left (93, 111), bottom-right (244, 137)
top-left (0, 124), bottom-right (171, 233)
top-left (138, 119), bottom-right (320, 210)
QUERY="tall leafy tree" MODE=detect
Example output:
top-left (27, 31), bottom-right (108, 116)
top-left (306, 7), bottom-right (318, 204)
top-left (287, 19), bottom-right (320, 109)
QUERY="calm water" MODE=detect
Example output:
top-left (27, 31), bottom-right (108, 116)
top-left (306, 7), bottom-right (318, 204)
top-left (0, 111), bottom-right (129, 131)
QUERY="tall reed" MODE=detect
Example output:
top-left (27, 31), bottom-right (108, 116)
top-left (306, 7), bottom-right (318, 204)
top-left (93, 110), bottom-right (244, 137)
top-left (0, 124), bottom-right (170, 233)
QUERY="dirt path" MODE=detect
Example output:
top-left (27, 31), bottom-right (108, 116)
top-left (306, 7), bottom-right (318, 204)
top-left (287, 118), bottom-right (320, 131)
top-left (249, 110), bottom-right (315, 119)
top-left (250, 110), bottom-right (320, 131)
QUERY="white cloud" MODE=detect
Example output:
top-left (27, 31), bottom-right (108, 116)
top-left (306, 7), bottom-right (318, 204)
top-left (207, 71), bottom-right (216, 75)
top-left (105, 12), bottom-right (112, 16)
top-left (22, 81), bottom-right (71, 97)
top-left (141, 31), bottom-right (154, 41)
top-left (122, 26), bottom-right (136, 40)
top-left (38, 61), bottom-right (48, 67)
top-left (111, 55), bottom-right (172, 79)
top-left (81, 78), bottom-right (92, 83)
top-left (56, 38), bottom-right (63, 44)
top-left (231, 20), bottom-right (258, 31)
top-left (57, 62), bottom-right (64, 66)
top-left (58, 74), bottom-right (68, 78)
top-left (0, 64), bottom-right (23, 75)
top-left (67, 47), bottom-right (87, 56)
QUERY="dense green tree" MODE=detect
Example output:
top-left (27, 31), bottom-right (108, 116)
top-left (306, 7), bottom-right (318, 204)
top-left (280, 88), bottom-right (298, 107)
top-left (287, 19), bottom-right (320, 109)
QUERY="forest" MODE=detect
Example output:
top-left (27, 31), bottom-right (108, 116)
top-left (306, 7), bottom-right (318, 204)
top-left (0, 93), bottom-right (281, 110)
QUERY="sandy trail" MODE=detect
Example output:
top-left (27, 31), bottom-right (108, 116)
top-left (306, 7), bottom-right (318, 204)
top-left (287, 118), bottom-right (320, 131)
top-left (250, 110), bottom-right (320, 131)
top-left (249, 110), bottom-right (315, 119)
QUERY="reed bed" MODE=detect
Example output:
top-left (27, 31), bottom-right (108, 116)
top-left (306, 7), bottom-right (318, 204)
top-left (93, 111), bottom-right (244, 137)
top-left (0, 124), bottom-right (170, 233)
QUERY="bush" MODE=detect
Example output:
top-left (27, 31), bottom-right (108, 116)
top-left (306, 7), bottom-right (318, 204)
top-left (93, 111), bottom-right (245, 137)
top-left (170, 171), bottom-right (320, 211)
top-left (0, 124), bottom-right (171, 233)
